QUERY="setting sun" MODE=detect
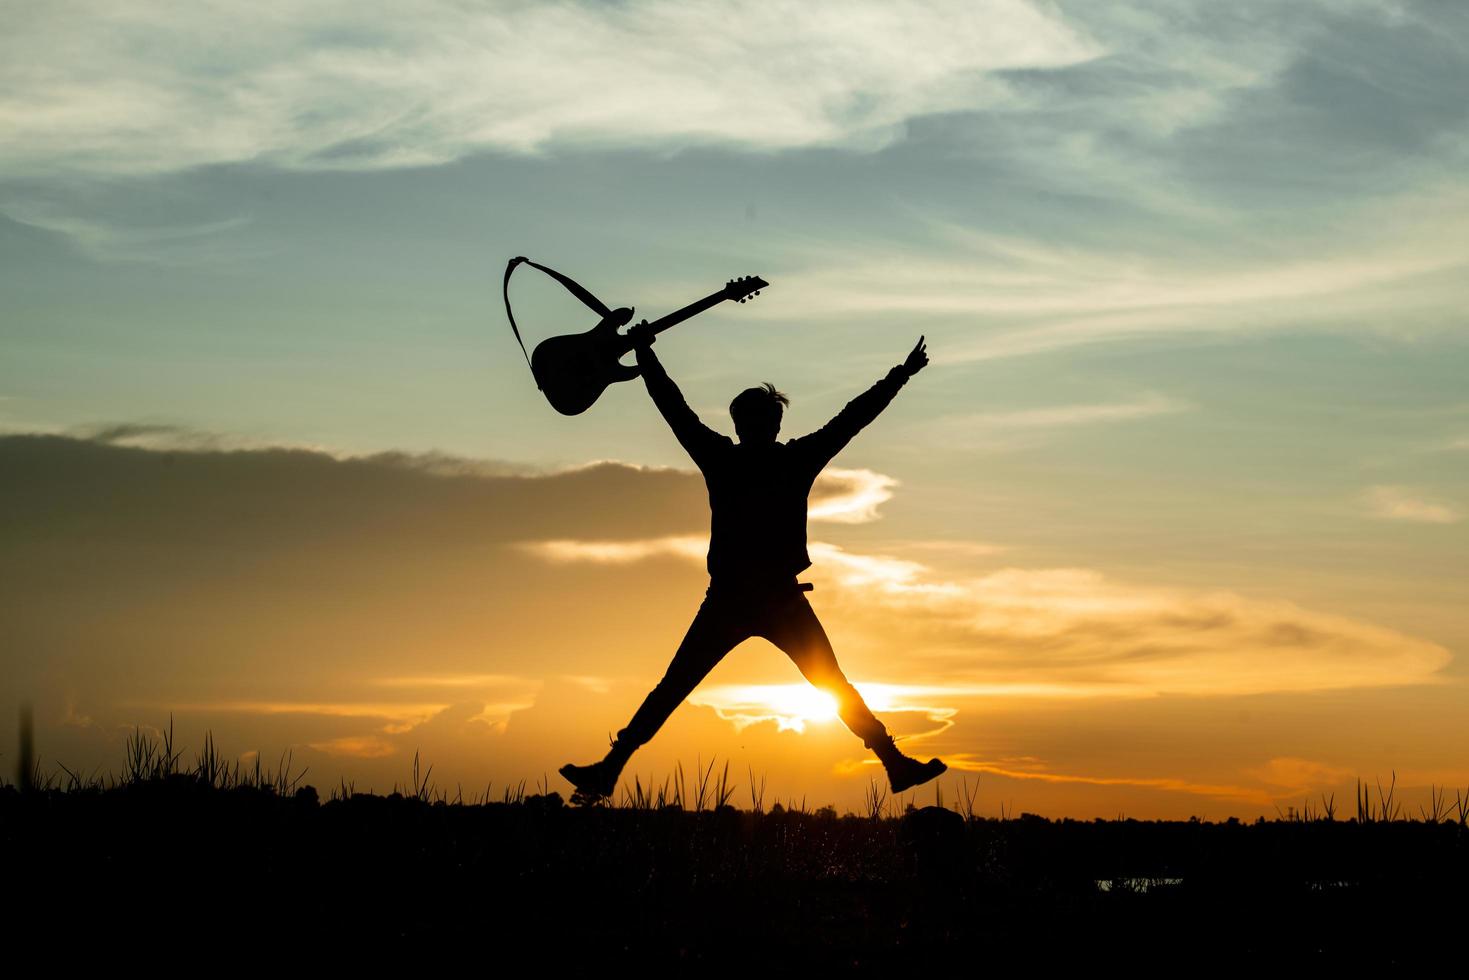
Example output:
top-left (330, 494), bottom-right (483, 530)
top-left (691, 684), bottom-right (841, 733)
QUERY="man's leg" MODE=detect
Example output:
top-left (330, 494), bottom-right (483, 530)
top-left (757, 593), bottom-right (889, 749)
top-left (561, 592), bottom-right (748, 800)
top-left (759, 592), bottom-right (946, 792)
top-left (615, 593), bottom-right (749, 752)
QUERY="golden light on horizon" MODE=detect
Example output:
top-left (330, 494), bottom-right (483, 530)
top-left (689, 681), bottom-right (968, 739)
top-left (689, 684), bottom-right (841, 733)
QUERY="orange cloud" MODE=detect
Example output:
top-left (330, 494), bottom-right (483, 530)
top-left (564, 675), bottom-right (613, 694)
top-left (808, 467), bottom-right (897, 523)
top-left (153, 700), bottom-right (450, 725)
top-left (308, 735), bottom-right (396, 759)
top-left (1244, 757), bottom-right (1355, 793)
top-left (371, 674), bottom-right (534, 688)
top-left (942, 753), bottom-right (1276, 806)
top-left (524, 537), bottom-right (1452, 698)
top-left (816, 559), bottom-right (1453, 697)
top-left (519, 536), bottom-right (706, 564)
top-left (1363, 485), bottom-right (1461, 524)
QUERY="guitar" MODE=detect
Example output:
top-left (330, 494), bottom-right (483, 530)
top-left (531, 275), bottom-right (768, 416)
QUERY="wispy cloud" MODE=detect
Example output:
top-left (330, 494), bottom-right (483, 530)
top-left (7, 0), bottom-right (1432, 194)
top-left (516, 465), bottom-right (899, 564)
top-left (1243, 757), bottom-right (1354, 796)
top-left (154, 700), bottom-right (451, 726)
top-left (941, 753), bottom-right (1275, 805)
top-left (363, 675), bottom-right (543, 732)
top-left (1363, 485), bottom-right (1461, 524)
top-left (371, 673), bottom-right (534, 689)
top-left (523, 535), bottom-right (1453, 698)
top-left (809, 467), bottom-right (897, 523)
top-left (919, 393), bottom-right (1188, 449)
top-left (462, 701), bottom-right (540, 735)
top-left (773, 223), bottom-right (1461, 320)
top-left (56, 422), bottom-right (548, 478)
top-left (307, 735), bottom-right (396, 759)
top-left (0, 0), bottom-right (1098, 178)
top-left (10, 0), bottom-right (1427, 186)
top-left (807, 542), bottom-right (965, 599)
top-left (519, 535), bottom-right (708, 565)
top-left (564, 675), bottom-right (613, 695)
top-left (760, 192), bottom-right (1469, 360)
top-left (890, 540), bottom-right (1008, 558)
top-left (60, 698), bottom-right (95, 729)
top-left (64, 422), bottom-right (343, 456)
top-left (153, 696), bottom-right (537, 742)
top-left (0, 199), bottom-right (253, 264)
top-left (948, 395), bottom-right (1186, 431)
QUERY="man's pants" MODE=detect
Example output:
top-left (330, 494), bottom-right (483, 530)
top-left (615, 583), bottom-right (891, 753)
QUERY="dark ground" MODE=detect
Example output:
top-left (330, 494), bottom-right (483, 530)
top-left (4, 779), bottom-right (1465, 971)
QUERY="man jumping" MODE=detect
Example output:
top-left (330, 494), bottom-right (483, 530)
top-left (559, 326), bottom-right (947, 804)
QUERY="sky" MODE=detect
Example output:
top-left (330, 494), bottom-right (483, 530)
top-left (2, 0), bottom-right (1467, 819)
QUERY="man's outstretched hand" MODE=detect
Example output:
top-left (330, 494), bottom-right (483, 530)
top-left (902, 336), bottom-right (928, 377)
top-left (627, 321), bottom-right (656, 350)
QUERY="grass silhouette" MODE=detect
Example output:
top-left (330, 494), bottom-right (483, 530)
top-left (12, 715), bottom-right (1469, 828)
top-left (5, 718), bottom-right (1468, 967)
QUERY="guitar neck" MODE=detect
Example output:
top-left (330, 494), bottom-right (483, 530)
top-left (645, 290), bottom-right (729, 336)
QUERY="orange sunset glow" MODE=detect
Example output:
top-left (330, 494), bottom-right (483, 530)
top-left (6, 432), bottom-right (1465, 820)
top-left (4, 0), bottom-right (1468, 826)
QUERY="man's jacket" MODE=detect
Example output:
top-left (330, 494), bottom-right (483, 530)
top-left (636, 345), bottom-right (910, 589)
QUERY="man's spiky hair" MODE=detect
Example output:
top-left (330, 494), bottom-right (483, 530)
top-left (758, 382), bottom-right (789, 407)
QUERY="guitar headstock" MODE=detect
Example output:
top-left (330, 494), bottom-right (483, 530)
top-left (724, 275), bottom-right (769, 304)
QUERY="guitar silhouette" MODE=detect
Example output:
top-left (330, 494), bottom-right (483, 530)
top-left (532, 275), bottom-right (768, 416)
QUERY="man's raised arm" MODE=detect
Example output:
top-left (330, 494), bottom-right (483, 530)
top-left (792, 336), bottom-right (928, 469)
top-left (631, 326), bottom-right (729, 468)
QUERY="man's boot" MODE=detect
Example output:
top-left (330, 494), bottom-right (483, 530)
top-left (559, 734), bottom-right (636, 805)
top-left (866, 731), bottom-right (947, 794)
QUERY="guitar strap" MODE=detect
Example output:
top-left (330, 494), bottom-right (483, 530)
top-left (503, 256), bottom-right (614, 390)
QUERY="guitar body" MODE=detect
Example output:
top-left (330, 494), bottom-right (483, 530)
top-left (531, 314), bottom-right (639, 416)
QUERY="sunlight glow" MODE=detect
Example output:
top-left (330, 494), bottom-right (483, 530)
top-left (689, 682), bottom-right (972, 737)
top-left (688, 684), bottom-right (840, 733)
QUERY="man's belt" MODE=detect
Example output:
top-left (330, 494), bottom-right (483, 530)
top-left (707, 579), bottom-right (815, 597)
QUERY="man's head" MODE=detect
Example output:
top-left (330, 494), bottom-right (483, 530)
top-left (730, 382), bottom-right (788, 444)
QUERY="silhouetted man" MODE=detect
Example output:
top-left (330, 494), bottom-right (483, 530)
top-left (559, 329), bottom-right (947, 804)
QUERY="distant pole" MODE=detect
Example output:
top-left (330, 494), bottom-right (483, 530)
top-left (18, 700), bottom-right (33, 792)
